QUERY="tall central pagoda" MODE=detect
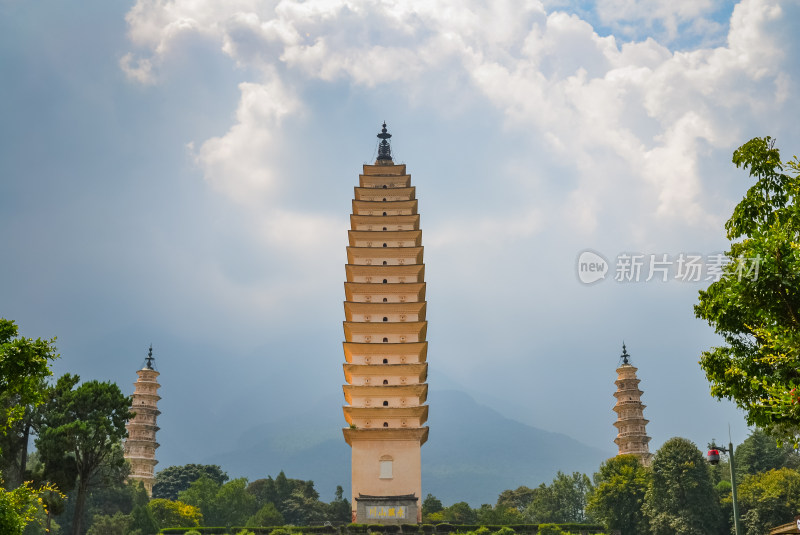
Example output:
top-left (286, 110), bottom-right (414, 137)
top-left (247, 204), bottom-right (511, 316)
top-left (342, 124), bottom-right (429, 524)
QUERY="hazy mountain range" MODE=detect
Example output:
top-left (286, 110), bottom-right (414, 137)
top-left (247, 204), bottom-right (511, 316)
top-left (206, 389), bottom-right (614, 505)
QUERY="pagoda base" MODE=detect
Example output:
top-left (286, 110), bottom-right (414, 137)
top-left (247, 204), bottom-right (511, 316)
top-left (355, 494), bottom-right (418, 524)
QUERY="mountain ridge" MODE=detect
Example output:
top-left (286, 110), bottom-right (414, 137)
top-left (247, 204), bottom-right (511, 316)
top-left (206, 389), bottom-right (614, 505)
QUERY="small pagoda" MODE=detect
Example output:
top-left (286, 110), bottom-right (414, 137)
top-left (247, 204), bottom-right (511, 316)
top-left (612, 343), bottom-right (652, 466)
top-left (123, 345), bottom-right (162, 495)
top-left (342, 124), bottom-right (429, 524)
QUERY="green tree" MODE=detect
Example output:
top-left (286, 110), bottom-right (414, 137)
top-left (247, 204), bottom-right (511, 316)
top-left (441, 501), bottom-right (476, 523)
top-left (526, 471), bottom-right (592, 524)
top-left (327, 485), bottom-right (351, 523)
top-left (246, 503), bottom-right (284, 527)
top-left (0, 480), bottom-right (56, 535)
top-left (83, 463), bottom-right (142, 523)
top-left (586, 455), bottom-right (650, 535)
top-left (85, 511), bottom-right (130, 535)
top-left (0, 319), bottom-right (58, 491)
top-left (147, 499), bottom-right (202, 528)
top-left (152, 464), bottom-right (228, 501)
top-left (0, 319), bottom-right (58, 433)
top-left (274, 471), bottom-right (290, 510)
top-left (496, 486), bottom-right (536, 513)
top-left (213, 478), bottom-right (258, 527)
top-left (178, 476), bottom-right (220, 525)
top-left (643, 437), bottom-right (721, 535)
top-left (281, 486), bottom-right (327, 525)
top-left (736, 467), bottom-right (800, 535)
top-left (695, 137), bottom-right (800, 440)
top-left (129, 502), bottom-right (159, 535)
top-left (422, 493), bottom-right (443, 519)
top-left (251, 471), bottom-right (322, 522)
top-left (246, 477), bottom-right (277, 509)
top-left (179, 476), bottom-right (262, 526)
top-left (35, 374), bottom-right (133, 535)
top-left (735, 429), bottom-right (800, 478)
top-left (475, 503), bottom-right (524, 525)
top-left (0, 379), bottom-right (49, 490)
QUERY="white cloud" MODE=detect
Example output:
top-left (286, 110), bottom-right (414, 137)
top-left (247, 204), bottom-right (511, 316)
top-left (123, 0), bottom-right (797, 246)
top-left (119, 52), bottom-right (155, 84)
top-left (193, 75), bottom-right (300, 206)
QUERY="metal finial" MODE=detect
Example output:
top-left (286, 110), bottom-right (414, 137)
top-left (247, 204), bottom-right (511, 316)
top-left (621, 342), bottom-right (630, 364)
top-left (145, 344), bottom-right (155, 369)
top-left (376, 122), bottom-right (392, 161)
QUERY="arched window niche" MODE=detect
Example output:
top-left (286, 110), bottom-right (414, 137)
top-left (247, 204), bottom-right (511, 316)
top-left (379, 456), bottom-right (393, 479)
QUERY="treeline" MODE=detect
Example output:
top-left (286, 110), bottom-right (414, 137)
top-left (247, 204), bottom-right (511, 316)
top-left (422, 433), bottom-right (800, 535)
top-left (147, 465), bottom-right (351, 527)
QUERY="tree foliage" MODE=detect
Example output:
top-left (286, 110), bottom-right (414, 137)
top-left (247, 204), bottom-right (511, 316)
top-left (736, 467), bottom-right (800, 535)
top-left (179, 476), bottom-right (260, 527)
top-left (0, 480), bottom-right (58, 535)
top-left (422, 493), bottom-right (443, 520)
top-left (586, 455), bottom-right (649, 535)
top-left (695, 137), bottom-right (800, 441)
top-left (441, 501), bottom-right (477, 524)
top-left (147, 498), bottom-right (202, 528)
top-left (178, 476), bottom-right (221, 525)
top-left (735, 428), bottom-right (800, 478)
top-left (525, 471), bottom-right (592, 524)
top-left (0, 319), bottom-right (58, 490)
top-left (85, 511), bottom-right (130, 535)
top-left (0, 319), bottom-right (58, 433)
top-left (474, 503), bottom-right (524, 525)
top-left (129, 502), bottom-right (159, 535)
top-left (328, 485), bottom-right (351, 523)
top-left (213, 478), bottom-right (258, 527)
top-left (35, 374), bottom-right (133, 535)
top-left (643, 437), bottom-right (721, 535)
top-left (496, 486), bottom-right (536, 513)
top-left (152, 464), bottom-right (228, 501)
top-left (246, 502), bottom-right (284, 528)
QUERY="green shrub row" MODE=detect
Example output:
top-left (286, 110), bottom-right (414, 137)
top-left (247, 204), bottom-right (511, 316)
top-left (160, 524), bottom-right (610, 535)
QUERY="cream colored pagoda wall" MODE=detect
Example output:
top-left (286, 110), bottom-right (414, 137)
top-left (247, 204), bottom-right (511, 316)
top-left (124, 367), bottom-right (161, 496)
top-left (349, 313), bottom-right (421, 322)
top-left (351, 377), bottom-right (421, 386)
top-left (351, 439), bottom-right (422, 521)
top-left (343, 160), bottom-right (428, 523)
top-left (349, 395), bottom-right (419, 407)
top-left (613, 362), bottom-right (651, 466)
top-left (348, 416), bottom-right (425, 428)
top-left (351, 355), bottom-right (422, 365)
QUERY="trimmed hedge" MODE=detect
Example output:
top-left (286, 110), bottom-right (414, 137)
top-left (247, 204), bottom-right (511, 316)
top-left (159, 523), bottom-right (612, 535)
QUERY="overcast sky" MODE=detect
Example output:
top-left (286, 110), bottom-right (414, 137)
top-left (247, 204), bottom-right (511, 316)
top-left (2, 0), bottom-right (799, 485)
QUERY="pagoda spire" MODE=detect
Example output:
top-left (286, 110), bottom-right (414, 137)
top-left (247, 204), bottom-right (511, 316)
top-left (342, 128), bottom-right (428, 524)
top-left (145, 344), bottom-right (155, 370)
top-left (612, 343), bottom-right (652, 466)
top-left (376, 122), bottom-right (393, 163)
